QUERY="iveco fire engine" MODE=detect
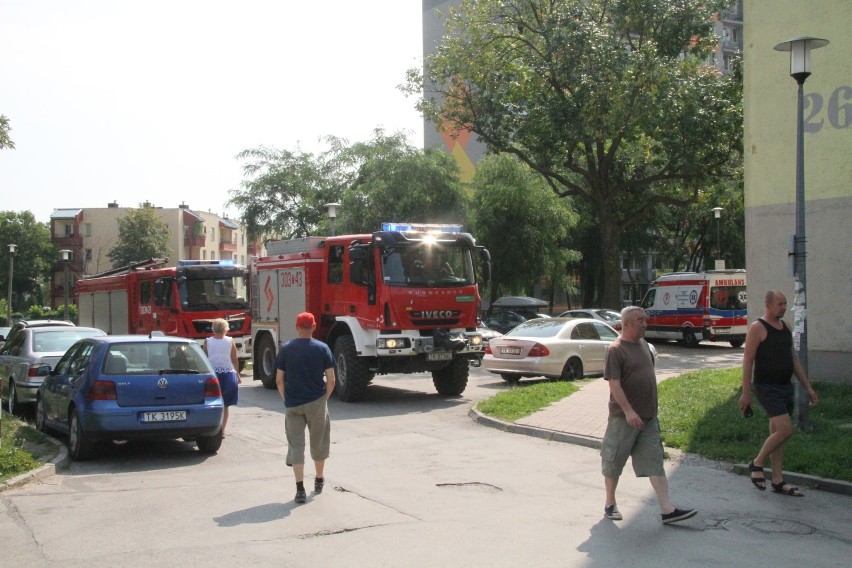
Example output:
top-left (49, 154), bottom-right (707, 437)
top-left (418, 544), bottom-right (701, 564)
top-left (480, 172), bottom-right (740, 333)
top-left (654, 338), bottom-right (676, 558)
top-left (250, 223), bottom-right (491, 401)
top-left (76, 259), bottom-right (252, 367)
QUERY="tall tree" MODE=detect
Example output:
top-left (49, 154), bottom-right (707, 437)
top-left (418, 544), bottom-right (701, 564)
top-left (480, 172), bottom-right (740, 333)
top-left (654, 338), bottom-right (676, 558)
top-left (408, 0), bottom-right (742, 307)
top-left (471, 154), bottom-right (579, 303)
top-left (228, 129), bottom-right (471, 240)
top-left (107, 207), bottom-right (171, 268)
top-left (0, 115), bottom-right (14, 150)
top-left (0, 211), bottom-right (54, 315)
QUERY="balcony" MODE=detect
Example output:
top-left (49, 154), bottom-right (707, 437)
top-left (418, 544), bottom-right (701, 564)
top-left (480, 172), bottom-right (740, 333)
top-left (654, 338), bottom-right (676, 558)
top-left (219, 239), bottom-right (237, 253)
top-left (53, 234), bottom-right (83, 248)
top-left (185, 235), bottom-right (206, 247)
top-left (722, 39), bottom-right (743, 52)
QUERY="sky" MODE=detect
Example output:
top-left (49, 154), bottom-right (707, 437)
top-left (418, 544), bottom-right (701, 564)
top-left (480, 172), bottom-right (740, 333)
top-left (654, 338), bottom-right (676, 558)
top-left (0, 0), bottom-right (426, 224)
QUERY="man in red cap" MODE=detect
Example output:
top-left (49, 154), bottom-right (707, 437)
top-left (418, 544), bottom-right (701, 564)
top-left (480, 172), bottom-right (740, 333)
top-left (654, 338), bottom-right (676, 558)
top-left (274, 312), bottom-right (336, 504)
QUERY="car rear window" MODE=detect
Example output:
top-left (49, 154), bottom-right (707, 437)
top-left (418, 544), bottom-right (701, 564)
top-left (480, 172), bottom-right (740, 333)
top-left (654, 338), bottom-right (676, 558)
top-left (506, 319), bottom-right (565, 338)
top-left (105, 342), bottom-right (214, 375)
top-left (32, 329), bottom-right (104, 353)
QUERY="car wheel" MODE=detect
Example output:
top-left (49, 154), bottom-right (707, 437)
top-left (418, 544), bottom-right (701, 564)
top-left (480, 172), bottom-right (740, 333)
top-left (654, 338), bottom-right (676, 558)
top-left (69, 408), bottom-right (95, 461)
top-left (560, 357), bottom-right (583, 381)
top-left (196, 430), bottom-right (223, 454)
top-left (35, 395), bottom-right (48, 433)
top-left (682, 330), bottom-right (699, 348)
top-left (730, 339), bottom-right (744, 348)
top-left (500, 373), bottom-right (522, 385)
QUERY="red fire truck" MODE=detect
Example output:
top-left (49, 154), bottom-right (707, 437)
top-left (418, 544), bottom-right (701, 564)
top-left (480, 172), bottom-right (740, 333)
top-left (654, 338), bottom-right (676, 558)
top-left (76, 259), bottom-right (252, 368)
top-left (640, 269), bottom-right (748, 348)
top-left (250, 223), bottom-right (491, 401)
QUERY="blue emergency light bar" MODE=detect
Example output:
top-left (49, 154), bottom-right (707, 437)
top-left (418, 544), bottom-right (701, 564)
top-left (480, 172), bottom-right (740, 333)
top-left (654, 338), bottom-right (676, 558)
top-left (382, 222), bottom-right (462, 234)
top-left (178, 259), bottom-right (238, 267)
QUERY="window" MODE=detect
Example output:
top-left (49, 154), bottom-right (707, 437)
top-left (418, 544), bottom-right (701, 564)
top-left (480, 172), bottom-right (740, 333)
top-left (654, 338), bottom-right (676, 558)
top-left (85, 249), bottom-right (92, 261)
top-left (327, 245), bottom-right (344, 284)
top-left (65, 224), bottom-right (73, 236)
top-left (84, 223), bottom-right (92, 236)
top-left (140, 281), bottom-right (152, 304)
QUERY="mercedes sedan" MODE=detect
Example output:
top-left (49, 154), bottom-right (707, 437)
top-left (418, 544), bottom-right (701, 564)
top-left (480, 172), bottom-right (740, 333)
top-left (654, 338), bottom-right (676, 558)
top-left (483, 317), bottom-right (621, 384)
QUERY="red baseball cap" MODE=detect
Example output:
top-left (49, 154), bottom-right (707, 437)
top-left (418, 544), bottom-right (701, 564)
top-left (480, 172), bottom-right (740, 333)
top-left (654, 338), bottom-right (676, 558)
top-left (296, 312), bottom-right (316, 328)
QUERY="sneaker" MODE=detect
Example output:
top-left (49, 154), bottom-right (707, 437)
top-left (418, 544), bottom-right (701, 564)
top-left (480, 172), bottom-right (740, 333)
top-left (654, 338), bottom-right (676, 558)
top-left (295, 489), bottom-right (307, 504)
top-left (604, 504), bottom-right (623, 521)
top-left (661, 508), bottom-right (696, 525)
top-left (314, 478), bottom-right (325, 494)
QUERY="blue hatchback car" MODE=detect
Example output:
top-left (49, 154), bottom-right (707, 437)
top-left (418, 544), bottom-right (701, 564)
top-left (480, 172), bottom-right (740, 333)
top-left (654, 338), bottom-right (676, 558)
top-left (36, 335), bottom-right (224, 460)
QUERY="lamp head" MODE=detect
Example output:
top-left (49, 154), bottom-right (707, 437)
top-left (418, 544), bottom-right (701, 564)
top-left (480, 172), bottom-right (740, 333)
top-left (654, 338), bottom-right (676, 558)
top-left (774, 36), bottom-right (829, 83)
top-left (60, 249), bottom-right (71, 262)
top-left (7, 244), bottom-right (16, 254)
top-left (711, 207), bottom-right (724, 219)
top-left (324, 202), bottom-right (341, 220)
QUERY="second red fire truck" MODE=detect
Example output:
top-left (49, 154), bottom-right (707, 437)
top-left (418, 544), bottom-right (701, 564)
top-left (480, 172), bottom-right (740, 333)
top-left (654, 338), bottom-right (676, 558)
top-left (76, 259), bottom-right (253, 368)
top-left (250, 223), bottom-right (491, 401)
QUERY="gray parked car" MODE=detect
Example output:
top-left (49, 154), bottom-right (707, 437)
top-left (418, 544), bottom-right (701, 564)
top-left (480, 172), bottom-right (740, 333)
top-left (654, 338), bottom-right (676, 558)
top-left (0, 325), bottom-right (105, 415)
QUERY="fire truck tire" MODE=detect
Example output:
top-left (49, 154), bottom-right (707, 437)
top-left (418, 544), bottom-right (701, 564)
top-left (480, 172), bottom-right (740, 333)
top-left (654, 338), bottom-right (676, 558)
top-left (432, 358), bottom-right (468, 396)
top-left (333, 336), bottom-right (369, 402)
top-left (256, 334), bottom-right (278, 389)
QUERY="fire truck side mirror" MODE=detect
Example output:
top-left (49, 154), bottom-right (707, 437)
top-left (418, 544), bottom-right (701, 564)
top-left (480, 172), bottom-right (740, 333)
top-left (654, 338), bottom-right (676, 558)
top-left (479, 248), bottom-right (492, 285)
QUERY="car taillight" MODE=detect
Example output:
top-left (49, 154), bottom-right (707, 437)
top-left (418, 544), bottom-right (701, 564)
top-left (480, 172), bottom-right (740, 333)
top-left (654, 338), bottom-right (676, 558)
top-left (484, 343), bottom-right (492, 355)
top-left (204, 377), bottom-right (222, 398)
top-left (527, 343), bottom-right (550, 357)
top-left (87, 380), bottom-right (117, 401)
top-left (28, 366), bottom-right (42, 377)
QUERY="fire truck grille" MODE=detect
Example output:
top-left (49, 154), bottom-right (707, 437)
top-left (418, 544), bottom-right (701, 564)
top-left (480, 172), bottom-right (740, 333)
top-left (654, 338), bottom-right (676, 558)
top-left (411, 318), bottom-right (459, 327)
top-left (193, 319), bottom-right (245, 333)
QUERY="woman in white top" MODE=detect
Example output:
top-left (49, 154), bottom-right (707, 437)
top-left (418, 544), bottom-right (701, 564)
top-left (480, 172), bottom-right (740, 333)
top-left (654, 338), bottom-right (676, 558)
top-left (204, 318), bottom-right (241, 437)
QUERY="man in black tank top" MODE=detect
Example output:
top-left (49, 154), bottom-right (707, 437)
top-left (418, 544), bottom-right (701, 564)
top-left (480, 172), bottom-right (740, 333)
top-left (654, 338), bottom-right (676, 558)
top-left (740, 290), bottom-right (819, 497)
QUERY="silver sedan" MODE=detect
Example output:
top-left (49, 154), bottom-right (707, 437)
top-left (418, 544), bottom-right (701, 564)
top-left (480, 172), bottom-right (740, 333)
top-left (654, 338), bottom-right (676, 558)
top-left (483, 317), bottom-right (619, 384)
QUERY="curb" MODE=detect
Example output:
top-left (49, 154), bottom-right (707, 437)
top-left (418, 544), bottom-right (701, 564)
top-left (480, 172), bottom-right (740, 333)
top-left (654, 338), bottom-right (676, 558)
top-left (469, 406), bottom-right (852, 497)
top-left (0, 435), bottom-right (68, 493)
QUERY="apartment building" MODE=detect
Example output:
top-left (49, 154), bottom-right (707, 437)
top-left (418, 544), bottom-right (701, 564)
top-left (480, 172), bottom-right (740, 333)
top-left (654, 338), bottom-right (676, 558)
top-left (48, 202), bottom-right (261, 310)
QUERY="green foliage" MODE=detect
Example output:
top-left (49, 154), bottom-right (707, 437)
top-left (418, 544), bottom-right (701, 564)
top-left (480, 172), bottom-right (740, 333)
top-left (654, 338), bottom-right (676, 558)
top-left (0, 114), bottom-right (14, 150)
top-left (0, 211), bottom-right (55, 314)
top-left (409, 0), bottom-right (742, 306)
top-left (477, 380), bottom-right (581, 423)
top-left (26, 303), bottom-right (77, 322)
top-left (471, 154), bottom-right (579, 300)
top-left (0, 417), bottom-right (43, 482)
top-left (658, 369), bottom-right (852, 482)
top-left (107, 207), bottom-right (172, 269)
top-left (229, 129), bottom-right (471, 240)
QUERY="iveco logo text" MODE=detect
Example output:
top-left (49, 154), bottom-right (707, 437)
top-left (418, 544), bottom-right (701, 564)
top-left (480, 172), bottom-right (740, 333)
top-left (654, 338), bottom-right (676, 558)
top-left (413, 310), bottom-right (459, 318)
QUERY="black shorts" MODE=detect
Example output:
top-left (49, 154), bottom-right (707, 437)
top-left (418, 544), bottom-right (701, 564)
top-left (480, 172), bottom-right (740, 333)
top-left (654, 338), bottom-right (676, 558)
top-left (754, 383), bottom-right (794, 418)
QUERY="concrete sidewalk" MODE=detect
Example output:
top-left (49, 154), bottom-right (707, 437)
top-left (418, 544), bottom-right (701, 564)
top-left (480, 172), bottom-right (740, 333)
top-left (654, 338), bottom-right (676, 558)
top-left (469, 372), bottom-right (852, 496)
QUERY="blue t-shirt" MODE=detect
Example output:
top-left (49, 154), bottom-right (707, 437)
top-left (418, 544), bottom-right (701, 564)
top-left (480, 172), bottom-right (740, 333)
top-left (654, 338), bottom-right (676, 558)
top-left (274, 338), bottom-right (335, 408)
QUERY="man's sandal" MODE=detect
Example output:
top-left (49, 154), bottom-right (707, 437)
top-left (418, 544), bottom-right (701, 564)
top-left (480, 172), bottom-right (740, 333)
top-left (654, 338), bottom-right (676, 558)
top-left (771, 480), bottom-right (804, 497)
top-left (748, 461), bottom-right (766, 491)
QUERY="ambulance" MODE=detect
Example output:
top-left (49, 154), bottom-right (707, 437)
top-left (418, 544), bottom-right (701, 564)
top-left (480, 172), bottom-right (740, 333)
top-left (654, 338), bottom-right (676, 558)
top-left (640, 270), bottom-right (747, 348)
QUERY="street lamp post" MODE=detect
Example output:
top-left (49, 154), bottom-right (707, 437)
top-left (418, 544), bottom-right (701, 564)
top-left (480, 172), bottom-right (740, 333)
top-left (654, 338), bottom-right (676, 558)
top-left (60, 250), bottom-right (72, 322)
top-left (711, 207), bottom-right (724, 265)
top-left (774, 36), bottom-right (829, 430)
top-left (6, 244), bottom-right (16, 324)
top-left (324, 202), bottom-right (341, 236)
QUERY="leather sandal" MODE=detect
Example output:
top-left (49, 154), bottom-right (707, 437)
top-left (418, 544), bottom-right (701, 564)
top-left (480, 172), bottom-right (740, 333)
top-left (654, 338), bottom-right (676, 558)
top-left (771, 480), bottom-right (804, 497)
top-left (748, 460), bottom-right (766, 491)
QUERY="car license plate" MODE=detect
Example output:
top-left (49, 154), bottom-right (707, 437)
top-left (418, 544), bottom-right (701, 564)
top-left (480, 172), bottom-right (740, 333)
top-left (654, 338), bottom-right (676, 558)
top-left (500, 347), bottom-right (522, 355)
top-left (715, 327), bottom-right (731, 334)
top-left (141, 410), bottom-right (187, 423)
top-left (427, 352), bottom-right (453, 361)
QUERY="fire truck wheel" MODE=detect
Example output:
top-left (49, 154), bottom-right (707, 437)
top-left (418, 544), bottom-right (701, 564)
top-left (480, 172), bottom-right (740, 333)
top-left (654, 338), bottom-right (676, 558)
top-left (256, 334), bottom-right (278, 389)
top-left (333, 336), bottom-right (369, 402)
top-left (432, 358), bottom-right (469, 396)
top-left (682, 330), bottom-right (699, 348)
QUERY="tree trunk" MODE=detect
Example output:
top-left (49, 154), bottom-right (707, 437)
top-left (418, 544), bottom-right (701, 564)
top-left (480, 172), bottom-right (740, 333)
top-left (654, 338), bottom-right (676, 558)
top-left (598, 211), bottom-right (624, 309)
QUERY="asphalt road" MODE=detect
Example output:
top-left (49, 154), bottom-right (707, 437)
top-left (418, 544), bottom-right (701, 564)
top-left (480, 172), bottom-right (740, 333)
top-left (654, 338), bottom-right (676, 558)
top-left (1, 342), bottom-right (850, 567)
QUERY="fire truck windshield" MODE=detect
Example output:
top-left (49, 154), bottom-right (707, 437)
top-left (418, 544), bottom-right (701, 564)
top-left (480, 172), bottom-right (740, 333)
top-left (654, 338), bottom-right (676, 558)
top-left (380, 245), bottom-right (475, 287)
top-left (178, 276), bottom-right (248, 311)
